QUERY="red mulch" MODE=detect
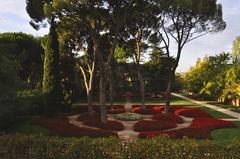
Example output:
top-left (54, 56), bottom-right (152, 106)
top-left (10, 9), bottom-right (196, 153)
top-left (152, 113), bottom-right (183, 123)
top-left (175, 108), bottom-right (213, 118)
top-left (31, 116), bottom-right (118, 137)
top-left (138, 128), bottom-right (211, 140)
top-left (189, 118), bottom-right (236, 130)
top-left (83, 118), bottom-right (124, 131)
top-left (134, 120), bottom-right (177, 132)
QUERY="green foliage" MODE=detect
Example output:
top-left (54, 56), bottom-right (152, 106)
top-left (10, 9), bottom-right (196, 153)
top-left (42, 22), bottom-right (62, 115)
top-left (186, 52), bottom-right (232, 99)
top-left (1, 134), bottom-right (240, 158)
top-left (0, 32), bottom-right (44, 90)
top-left (114, 112), bottom-right (142, 121)
top-left (0, 50), bottom-right (17, 100)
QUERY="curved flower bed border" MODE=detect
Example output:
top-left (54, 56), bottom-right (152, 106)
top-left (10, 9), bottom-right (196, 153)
top-left (134, 120), bottom-right (177, 132)
top-left (31, 117), bottom-right (118, 137)
top-left (83, 118), bottom-right (124, 131)
top-left (175, 108), bottom-right (213, 118)
top-left (152, 113), bottom-right (183, 123)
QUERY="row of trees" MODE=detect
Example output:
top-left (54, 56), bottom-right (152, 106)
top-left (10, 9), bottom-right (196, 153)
top-left (26, 0), bottom-right (225, 123)
top-left (185, 36), bottom-right (240, 105)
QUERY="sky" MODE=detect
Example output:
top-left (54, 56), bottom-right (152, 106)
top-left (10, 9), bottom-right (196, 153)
top-left (0, 0), bottom-right (239, 72)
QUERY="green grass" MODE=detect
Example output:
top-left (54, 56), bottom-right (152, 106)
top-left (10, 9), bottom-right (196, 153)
top-left (212, 121), bottom-right (240, 143)
top-left (6, 117), bottom-right (49, 135)
top-left (200, 106), bottom-right (236, 119)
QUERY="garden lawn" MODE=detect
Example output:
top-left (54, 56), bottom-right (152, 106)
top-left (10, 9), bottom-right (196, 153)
top-left (212, 122), bottom-right (240, 143)
top-left (6, 117), bottom-right (49, 135)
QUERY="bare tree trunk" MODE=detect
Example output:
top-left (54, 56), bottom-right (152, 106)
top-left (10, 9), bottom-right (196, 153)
top-left (164, 78), bottom-right (172, 112)
top-left (100, 72), bottom-right (107, 123)
top-left (109, 67), bottom-right (114, 108)
top-left (87, 90), bottom-right (94, 116)
top-left (137, 65), bottom-right (145, 109)
top-left (164, 64), bottom-right (176, 112)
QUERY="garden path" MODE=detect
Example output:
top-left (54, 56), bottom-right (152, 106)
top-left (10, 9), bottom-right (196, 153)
top-left (172, 93), bottom-right (240, 121)
top-left (68, 113), bottom-right (193, 140)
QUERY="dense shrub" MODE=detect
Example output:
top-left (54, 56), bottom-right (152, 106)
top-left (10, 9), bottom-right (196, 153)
top-left (83, 118), bottom-right (124, 131)
top-left (114, 112), bottom-right (142, 121)
top-left (189, 118), bottom-right (236, 130)
top-left (1, 134), bottom-right (240, 159)
top-left (138, 130), bottom-right (177, 139)
top-left (32, 117), bottom-right (118, 137)
top-left (134, 120), bottom-right (177, 131)
top-left (175, 108), bottom-right (213, 118)
top-left (152, 112), bottom-right (183, 123)
top-left (138, 128), bottom-right (211, 140)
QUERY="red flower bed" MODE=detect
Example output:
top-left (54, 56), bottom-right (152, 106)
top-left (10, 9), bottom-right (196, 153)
top-left (31, 117), bottom-right (118, 137)
top-left (175, 108), bottom-right (213, 118)
top-left (151, 105), bottom-right (164, 111)
top-left (152, 113), bottom-right (183, 123)
top-left (189, 118), bottom-right (236, 130)
top-left (138, 128), bottom-right (211, 140)
top-left (134, 120), bottom-right (177, 131)
top-left (132, 106), bottom-right (161, 115)
top-left (83, 118), bottom-right (124, 131)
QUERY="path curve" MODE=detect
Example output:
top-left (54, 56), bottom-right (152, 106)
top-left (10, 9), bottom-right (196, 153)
top-left (172, 93), bottom-right (240, 121)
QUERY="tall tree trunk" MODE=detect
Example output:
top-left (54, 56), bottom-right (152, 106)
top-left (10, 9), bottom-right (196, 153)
top-left (109, 67), bottom-right (114, 108)
top-left (100, 71), bottom-right (107, 123)
top-left (164, 78), bottom-right (172, 112)
top-left (87, 90), bottom-right (94, 116)
top-left (137, 65), bottom-right (145, 109)
top-left (164, 66), bottom-right (175, 112)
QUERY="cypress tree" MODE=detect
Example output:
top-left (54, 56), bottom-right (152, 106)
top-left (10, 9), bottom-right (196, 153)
top-left (42, 18), bottom-right (62, 115)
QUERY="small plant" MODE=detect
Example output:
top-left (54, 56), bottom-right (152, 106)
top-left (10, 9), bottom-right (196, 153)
top-left (114, 112), bottom-right (143, 121)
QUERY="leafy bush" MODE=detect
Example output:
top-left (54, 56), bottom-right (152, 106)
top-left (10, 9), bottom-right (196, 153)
top-left (1, 134), bottom-right (240, 159)
top-left (114, 112), bottom-right (143, 121)
top-left (134, 120), bottom-right (177, 131)
top-left (152, 112), bottom-right (183, 123)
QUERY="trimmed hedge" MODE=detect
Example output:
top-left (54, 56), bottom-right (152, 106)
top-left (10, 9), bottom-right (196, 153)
top-left (139, 128), bottom-right (211, 140)
top-left (1, 134), bottom-right (240, 159)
